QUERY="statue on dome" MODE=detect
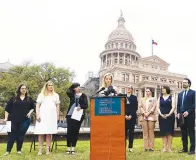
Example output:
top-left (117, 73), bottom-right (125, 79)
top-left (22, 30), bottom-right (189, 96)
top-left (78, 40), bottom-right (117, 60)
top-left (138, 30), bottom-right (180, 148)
top-left (120, 10), bottom-right (123, 17)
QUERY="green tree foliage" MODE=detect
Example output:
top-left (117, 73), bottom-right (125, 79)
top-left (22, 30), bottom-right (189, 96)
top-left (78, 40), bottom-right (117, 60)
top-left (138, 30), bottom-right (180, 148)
top-left (0, 62), bottom-right (75, 114)
top-left (0, 107), bottom-right (5, 119)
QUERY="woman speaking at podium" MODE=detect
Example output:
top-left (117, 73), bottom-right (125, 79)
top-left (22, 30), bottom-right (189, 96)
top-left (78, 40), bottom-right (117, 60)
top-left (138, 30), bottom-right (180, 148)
top-left (99, 73), bottom-right (117, 96)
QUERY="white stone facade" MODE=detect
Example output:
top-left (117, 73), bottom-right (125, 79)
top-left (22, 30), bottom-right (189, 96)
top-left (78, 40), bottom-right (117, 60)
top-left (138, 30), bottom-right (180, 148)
top-left (98, 13), bottom-right (186, 129)
top-left (99, 13), bottom-right (186, 103)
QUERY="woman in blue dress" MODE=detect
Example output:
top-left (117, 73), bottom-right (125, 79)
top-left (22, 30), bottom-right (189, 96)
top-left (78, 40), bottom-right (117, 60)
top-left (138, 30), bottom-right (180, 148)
top-left (158, 86), bottom-right (176, 152)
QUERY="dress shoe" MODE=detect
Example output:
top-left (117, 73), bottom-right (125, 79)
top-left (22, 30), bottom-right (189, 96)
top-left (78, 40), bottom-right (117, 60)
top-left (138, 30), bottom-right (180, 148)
top-left (178, 149), bottom-right (188, 153)
top-left (188, 151), bottom-right (195, 155)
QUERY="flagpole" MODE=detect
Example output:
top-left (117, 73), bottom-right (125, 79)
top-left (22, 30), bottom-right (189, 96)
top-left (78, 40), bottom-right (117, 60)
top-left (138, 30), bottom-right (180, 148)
top-left (152, 39), bottom-right (153, 56)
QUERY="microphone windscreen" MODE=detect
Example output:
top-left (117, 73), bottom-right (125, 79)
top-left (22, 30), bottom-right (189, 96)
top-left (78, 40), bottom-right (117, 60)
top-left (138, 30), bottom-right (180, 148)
top-left (101, 87), bottom-right (105, 90)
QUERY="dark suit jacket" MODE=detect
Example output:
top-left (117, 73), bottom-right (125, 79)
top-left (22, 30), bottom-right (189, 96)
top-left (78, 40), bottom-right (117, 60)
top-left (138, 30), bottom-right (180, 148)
top-left (177, 89), bottom-right (195, 115)
top-left (118, 94), bottom-right (138, 119)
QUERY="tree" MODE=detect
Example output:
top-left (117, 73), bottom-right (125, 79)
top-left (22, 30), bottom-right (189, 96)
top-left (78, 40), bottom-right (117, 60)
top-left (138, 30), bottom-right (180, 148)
top-left (0, 62), bottom-right (75, 114)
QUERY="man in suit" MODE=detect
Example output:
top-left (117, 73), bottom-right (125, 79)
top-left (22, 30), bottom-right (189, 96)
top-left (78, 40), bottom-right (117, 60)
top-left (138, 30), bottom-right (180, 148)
top-left (119, 86), bottom-right (138, 152)
top-left (177, 78), bottom-right (195, 155)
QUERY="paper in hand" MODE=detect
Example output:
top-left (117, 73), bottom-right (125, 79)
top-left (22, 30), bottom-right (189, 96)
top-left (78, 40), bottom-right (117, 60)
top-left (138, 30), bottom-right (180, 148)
top-left (6, 121), bottom-right (11, 132)
top-left (71, 107), bottom-right (83, 121)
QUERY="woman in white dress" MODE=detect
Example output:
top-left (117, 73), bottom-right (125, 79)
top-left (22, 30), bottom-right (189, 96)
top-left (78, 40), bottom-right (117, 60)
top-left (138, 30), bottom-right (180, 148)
top-left (34, 81), bottom-right (60, 155)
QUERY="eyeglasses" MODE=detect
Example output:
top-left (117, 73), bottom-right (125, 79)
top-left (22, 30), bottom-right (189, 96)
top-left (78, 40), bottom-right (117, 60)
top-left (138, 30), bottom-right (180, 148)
top-left (146, 91), bottom-right (150, 92)
top-left (48, 85), bottom-right (53, 86)
top-left (21, 88), bottom-right (27, 90)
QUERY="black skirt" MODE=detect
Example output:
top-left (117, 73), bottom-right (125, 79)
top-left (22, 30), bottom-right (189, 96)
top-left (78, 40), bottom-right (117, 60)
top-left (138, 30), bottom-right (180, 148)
top-left (159, 113), bottom-right (175, 136)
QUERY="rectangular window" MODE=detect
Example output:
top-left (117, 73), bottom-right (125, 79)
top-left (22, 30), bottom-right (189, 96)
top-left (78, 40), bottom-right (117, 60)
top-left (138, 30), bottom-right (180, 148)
top-left (121, 74), bottom-right (125, 81)
top-left (125, 74), bottom-right (129, 82)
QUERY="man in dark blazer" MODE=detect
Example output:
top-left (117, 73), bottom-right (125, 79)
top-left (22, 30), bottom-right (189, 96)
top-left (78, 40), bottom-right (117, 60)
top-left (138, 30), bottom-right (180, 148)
top-left (119, 86), bottom-right (138, 152)
top-left (177, 78), bottom-right (195, 155)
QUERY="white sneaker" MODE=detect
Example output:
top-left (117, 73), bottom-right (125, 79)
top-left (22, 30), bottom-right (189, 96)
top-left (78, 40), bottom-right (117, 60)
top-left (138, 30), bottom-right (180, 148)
top-left (71, 151), bottom-right (76, 155)
top-left (129, 148), bottom-right (133, 152)
top-left (17, 151), bottom-right (22, 155)
top-left (4, 152), bottom-right (10, 156)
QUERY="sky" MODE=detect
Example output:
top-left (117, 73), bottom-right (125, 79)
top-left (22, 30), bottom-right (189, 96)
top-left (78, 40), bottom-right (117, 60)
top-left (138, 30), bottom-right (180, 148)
top-left (0, 0), bottom-right (195, 89)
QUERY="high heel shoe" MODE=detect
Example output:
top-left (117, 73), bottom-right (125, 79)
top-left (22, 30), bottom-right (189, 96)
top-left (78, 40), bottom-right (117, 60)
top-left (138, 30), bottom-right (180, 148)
top-left (162, 148), bottom-right (166, 152)
top-left (46, 146), bottom-right (51, 155)
top-left (37, 146), bottom-right (43, 156)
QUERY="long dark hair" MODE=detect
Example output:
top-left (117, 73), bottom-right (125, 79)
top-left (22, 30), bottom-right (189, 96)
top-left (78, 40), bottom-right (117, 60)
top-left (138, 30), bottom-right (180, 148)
top-left (14, 84), bottom-right (29, 102)
top-left (66, 82), bottom-right (80, 98)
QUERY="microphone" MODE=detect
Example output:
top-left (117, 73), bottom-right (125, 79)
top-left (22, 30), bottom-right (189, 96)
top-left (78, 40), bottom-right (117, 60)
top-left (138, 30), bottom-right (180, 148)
top-left (91, 87), bottom-right (105, 97)
top-left (104, 86), bottom-right (116, 96)
top-left (95, 87), bottom-right (105, 94)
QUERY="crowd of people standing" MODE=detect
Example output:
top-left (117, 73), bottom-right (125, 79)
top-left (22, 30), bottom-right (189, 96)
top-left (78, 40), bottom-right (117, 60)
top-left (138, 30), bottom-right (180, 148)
top-left (2, 73), bottom-right (195, 157)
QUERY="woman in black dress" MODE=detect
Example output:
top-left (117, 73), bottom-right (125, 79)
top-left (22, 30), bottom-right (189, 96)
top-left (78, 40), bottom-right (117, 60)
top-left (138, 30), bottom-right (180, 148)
top-left (4, 84), bottom-right (35, 155)
top-left (158, 86), bottom-right (175, 152)
top-left (66, 83), bottom-right (88, 155)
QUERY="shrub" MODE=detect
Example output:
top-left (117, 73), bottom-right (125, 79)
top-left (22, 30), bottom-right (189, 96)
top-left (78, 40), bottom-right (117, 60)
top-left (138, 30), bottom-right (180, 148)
top-left (0, 107), bottom-right (5, 119)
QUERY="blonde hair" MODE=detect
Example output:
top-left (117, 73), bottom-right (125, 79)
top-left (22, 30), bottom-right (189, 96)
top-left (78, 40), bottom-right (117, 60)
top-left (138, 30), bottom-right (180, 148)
top-left (41, 81), bottom-right (55, 96)
top-left (103, 73), bottom-right (113, 87)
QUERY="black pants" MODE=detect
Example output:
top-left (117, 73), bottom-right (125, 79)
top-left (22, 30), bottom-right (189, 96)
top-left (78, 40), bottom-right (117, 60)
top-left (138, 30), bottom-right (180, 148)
top-left (125, 118), bottom-right (136, 148)
top-left (180, 113), bottom-right (195, 152)
top-left (7, 118), bottom-right (30, 152)
top-left (66, 116), bottom-right (84, 147)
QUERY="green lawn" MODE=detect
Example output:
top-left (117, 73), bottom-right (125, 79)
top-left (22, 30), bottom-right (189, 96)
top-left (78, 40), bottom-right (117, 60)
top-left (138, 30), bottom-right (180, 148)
top-left (0, 137), bottom-right (195, 160)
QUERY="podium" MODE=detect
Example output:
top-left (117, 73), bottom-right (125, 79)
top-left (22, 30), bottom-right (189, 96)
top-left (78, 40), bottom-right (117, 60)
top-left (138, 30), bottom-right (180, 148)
top-left (90, 96), bottom-right (126, 160)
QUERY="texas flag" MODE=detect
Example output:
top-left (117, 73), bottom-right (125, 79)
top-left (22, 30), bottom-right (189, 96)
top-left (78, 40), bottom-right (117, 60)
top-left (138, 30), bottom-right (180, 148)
top-left (152, 40), bottom-right (158, 45)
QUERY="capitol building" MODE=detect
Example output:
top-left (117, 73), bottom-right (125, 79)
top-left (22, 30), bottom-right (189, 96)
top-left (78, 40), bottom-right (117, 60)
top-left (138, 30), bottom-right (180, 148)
top-left (83, 13), bottom-right (186, 107)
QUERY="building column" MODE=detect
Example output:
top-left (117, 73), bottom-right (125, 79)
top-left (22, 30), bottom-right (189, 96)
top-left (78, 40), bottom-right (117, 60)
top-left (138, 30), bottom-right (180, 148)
top-left (105, 54), bottom-right (107, 67)
top-left (155, 88), bottom-right (157, 98)
top-left (118, 52), bottom-right (119, 64)
top-left (111, 53), bottom-right (114, 65)
top-left (124, 53), bottom-right (125, 65)
top-left (101, 57), bottom-right (103, 68)
top-left (138, 89), bottom-right (142, 100)
top-left (139, 75), bottom-right (142, 82)
top-left (145, 87), bottom-right (147, 97)
top-left (129, 73), bottom-right (132, 82)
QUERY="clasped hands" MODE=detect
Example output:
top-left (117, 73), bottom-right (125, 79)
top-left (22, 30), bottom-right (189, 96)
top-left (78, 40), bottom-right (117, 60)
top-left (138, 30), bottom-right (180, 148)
top-left (160, 113), bottom-right (171, 119)
top-left (125, 115), bottom-right (132, 120)
top-left (143, 110), bottom-right (154, 118)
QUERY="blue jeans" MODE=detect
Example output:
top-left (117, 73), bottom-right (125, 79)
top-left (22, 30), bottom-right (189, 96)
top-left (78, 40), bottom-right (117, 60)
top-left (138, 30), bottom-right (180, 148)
top-left (7, 118), bottom-right (30, 152)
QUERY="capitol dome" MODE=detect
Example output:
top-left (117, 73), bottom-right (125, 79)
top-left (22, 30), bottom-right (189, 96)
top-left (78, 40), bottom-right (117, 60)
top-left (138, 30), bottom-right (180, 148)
top-left (108, 14), bottom-right (134, 42)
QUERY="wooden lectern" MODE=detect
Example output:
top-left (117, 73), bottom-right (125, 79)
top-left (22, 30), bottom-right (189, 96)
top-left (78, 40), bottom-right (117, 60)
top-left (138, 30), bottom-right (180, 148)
top-left (90, 96), bottom-right (126, 160)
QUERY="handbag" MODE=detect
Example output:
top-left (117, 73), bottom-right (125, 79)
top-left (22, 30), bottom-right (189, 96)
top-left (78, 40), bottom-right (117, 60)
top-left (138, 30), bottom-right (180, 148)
top-left (176, 113), bottom-right (184, 127)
